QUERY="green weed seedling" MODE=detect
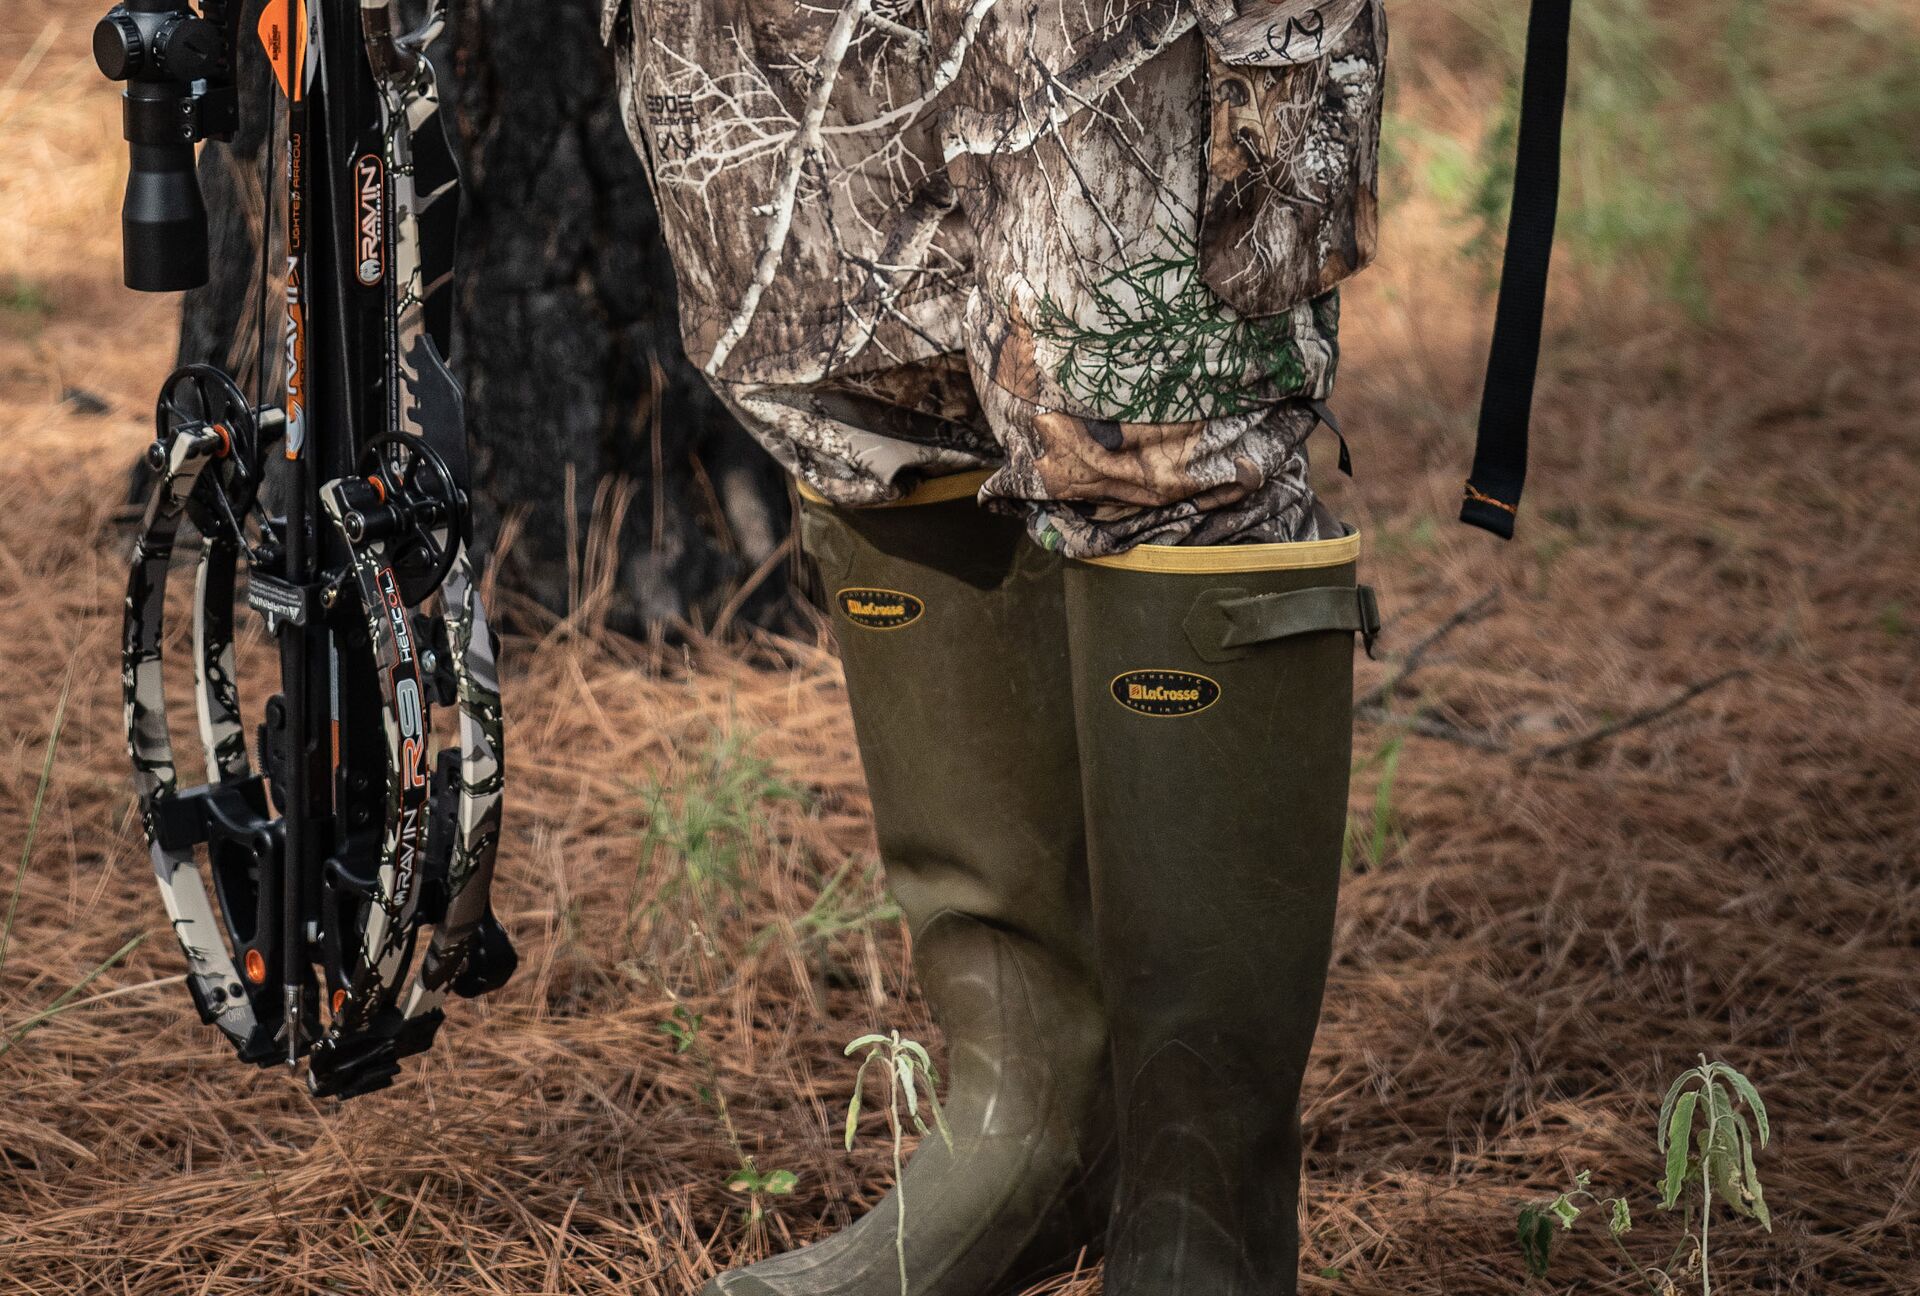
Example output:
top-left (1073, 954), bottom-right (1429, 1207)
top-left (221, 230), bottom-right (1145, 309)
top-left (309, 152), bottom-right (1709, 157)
top-left (659, 1004), bottom-right (799, 1225)
top-left (747, 856), bottom-right (900, 985)
top-left (845, 1030), bottom-right (952, 1296)
top-left (625, 726), bottom-right (807, 958)
top-left (1519, 1057), bottom-right (1772, 1295)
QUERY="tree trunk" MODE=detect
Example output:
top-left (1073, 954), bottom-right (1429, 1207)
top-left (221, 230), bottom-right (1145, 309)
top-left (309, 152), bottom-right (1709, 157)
top-left (173, 0), bottom-right (792, 636)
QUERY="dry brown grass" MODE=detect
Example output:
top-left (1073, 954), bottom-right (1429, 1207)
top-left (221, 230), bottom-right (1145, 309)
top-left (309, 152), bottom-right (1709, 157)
top-left (4, 2), bottom-right (1918, 1293)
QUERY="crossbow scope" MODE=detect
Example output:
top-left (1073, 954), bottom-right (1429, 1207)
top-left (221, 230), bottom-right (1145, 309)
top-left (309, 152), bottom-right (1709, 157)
top-left (93, 0), bottom-right (239, 292)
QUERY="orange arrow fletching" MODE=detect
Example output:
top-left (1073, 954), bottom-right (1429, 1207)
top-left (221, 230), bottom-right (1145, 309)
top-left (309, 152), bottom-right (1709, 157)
top-left (256, 0), bottom-right (308, 101)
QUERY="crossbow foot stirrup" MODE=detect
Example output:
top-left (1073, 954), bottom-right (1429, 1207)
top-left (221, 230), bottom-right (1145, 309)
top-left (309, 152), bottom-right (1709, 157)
top-left (104, 0), bottom-right (513, 1100)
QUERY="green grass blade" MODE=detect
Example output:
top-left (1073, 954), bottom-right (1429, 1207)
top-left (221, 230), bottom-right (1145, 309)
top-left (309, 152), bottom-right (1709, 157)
top-left (0, 933), bottom-right (146, 1057)
top-left (0, 674), bottom-right (72, 979)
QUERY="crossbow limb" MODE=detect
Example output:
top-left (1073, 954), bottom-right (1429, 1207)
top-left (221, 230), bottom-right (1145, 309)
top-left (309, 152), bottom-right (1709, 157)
top-left (101, 0), bottom-right (513, 1098)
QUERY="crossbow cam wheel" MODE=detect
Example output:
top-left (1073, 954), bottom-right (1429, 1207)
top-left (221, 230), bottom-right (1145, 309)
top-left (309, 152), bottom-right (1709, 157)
top-left (348, 433), bottom-right (466, 605)
top-left (152, 364), bottom-right (264, 521)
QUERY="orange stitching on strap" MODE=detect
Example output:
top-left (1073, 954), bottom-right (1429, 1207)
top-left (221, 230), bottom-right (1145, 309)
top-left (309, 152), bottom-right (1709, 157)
top-left (1462, 482), bottom-right (1518, 515)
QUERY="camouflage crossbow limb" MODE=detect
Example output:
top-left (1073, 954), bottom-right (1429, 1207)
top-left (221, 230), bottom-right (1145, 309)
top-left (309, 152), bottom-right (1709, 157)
top-left (99, 0), bottom-right (514, 1098)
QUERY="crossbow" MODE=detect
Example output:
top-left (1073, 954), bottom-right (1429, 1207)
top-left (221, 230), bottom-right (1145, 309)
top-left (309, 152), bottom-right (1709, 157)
top-left (97, 0), bottom-right (515, 1098)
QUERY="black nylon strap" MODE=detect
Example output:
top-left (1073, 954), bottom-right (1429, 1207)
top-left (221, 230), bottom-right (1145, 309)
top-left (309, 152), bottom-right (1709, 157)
top-left (1309, 400), bottom-right (1354, 477)
top-left (1461, 0), bottom-right (1574, 539)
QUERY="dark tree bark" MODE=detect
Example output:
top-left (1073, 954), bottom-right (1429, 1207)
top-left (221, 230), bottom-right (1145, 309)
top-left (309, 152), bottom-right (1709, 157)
top-left (172, 0), bottom-right (792, 636)
top-left (440, 0), bottom-right (790, 633)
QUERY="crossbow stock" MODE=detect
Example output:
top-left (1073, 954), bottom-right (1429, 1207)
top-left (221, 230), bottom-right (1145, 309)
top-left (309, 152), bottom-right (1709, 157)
top-left (99, 0), bottom-right (514, 1098)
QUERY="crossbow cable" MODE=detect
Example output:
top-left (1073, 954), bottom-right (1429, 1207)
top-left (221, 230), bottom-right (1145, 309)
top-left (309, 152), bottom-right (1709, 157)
top-left (107, 0), bottom-right (512, 1099)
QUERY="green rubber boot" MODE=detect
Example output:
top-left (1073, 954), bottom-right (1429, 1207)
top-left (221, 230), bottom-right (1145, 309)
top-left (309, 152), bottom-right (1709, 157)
top-left (703, 477), bottom-right (1110, 1296)
top-left (1062, 528), bottom-right (1378, 1296)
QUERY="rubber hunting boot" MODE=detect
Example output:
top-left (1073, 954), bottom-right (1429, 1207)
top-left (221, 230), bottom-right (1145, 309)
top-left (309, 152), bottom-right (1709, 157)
top-left (703, 475), bottom-right (1110, 1296)
top-left (1063, 528), bottom-right (1377, 1296)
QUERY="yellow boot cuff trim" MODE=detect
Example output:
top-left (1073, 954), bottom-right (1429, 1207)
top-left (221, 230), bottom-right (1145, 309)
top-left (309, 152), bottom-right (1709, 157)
top-left (796, 469), bottom-right (995, 509)
top-left (1076, 529), bottom-right (1361, 574)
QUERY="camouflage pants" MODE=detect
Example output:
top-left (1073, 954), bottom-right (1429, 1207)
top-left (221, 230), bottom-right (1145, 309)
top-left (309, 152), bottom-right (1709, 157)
top-left (605, 0), bottom-right (1385, 557)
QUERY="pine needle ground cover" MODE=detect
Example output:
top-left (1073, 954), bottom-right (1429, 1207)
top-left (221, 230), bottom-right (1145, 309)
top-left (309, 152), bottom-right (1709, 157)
top-left (3, 1), bottom-right (1915, 1292)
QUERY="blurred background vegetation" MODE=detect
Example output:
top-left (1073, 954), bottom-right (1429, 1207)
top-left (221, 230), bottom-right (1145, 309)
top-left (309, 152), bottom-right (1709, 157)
top-left (1396, 0), bottom-right (1919, 310)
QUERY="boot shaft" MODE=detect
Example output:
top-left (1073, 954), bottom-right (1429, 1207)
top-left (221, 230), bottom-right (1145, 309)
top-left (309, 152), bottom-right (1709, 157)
top-left (799, 488), bottom-right (1092, 971)
top-left (1064, 532), bottom-right (1373, 1296)
top-left (707, 487), bottom-right (1113, 1296)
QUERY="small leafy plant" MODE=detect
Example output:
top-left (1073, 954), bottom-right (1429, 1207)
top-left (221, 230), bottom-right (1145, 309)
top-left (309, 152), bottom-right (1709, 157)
top-left (780, 858), bottom-right (900, 954)
top-left (744, 855), bottom-right (900, 988)
top-left (659, 1003), bottom-right (798, 1224)
top-left (845, 1030), bottom-right (953, 1296)
top-left (1519, 1057), bottom-right (1772, 1295)
top-left (624, 726), bottom-right (807, 958)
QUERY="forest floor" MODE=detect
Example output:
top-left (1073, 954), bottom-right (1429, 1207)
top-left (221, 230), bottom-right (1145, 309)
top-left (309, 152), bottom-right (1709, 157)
top-left (3, 2), bottom-right (1917, 1294)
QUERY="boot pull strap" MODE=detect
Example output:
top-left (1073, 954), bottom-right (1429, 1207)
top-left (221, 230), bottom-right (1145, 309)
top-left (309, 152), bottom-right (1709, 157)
top-left (1185, 585), bottom-right (1382, 663)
